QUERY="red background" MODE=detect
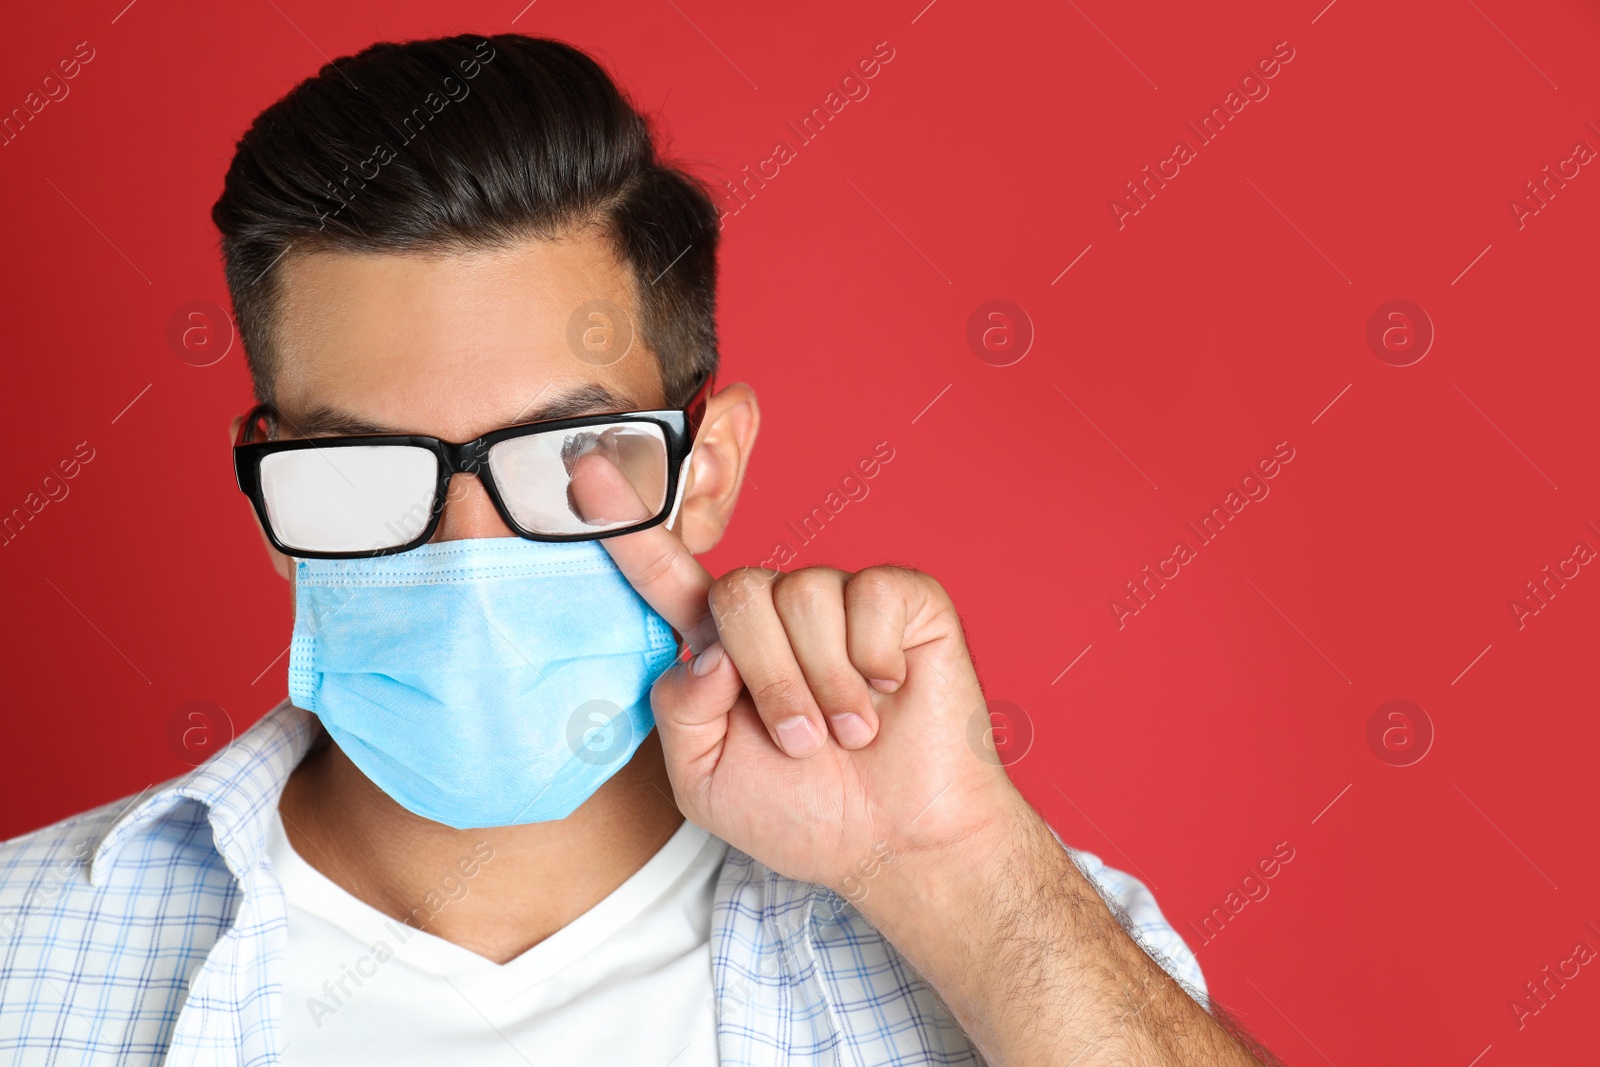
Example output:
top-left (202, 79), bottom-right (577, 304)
top-left (3, 0), bottom-right (1597, 1062)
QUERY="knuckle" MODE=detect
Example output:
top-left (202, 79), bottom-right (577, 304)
top-left (709, 568), bottom-right (771, 619)
top-left (847, 567), bottom-right (903, 608)
top-left (749, 674), bottom-right (811, 716)
top-left (852, 565), bottom-right (947, 610)
top-left (920, 572), bottom-right (952, 609)
top-left (635, 544), bottom-right (688, 590)
top-left (772, 568), bottom-right (841, 616)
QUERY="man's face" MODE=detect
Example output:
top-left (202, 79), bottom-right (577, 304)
top-left (243, 229), bottom-right (756, 579)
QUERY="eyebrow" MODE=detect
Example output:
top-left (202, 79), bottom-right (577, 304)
top-left (282, 383), bottom-right (642, 440)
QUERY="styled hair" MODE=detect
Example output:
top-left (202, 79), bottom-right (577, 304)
top-left (211, 33), bottom-right (719, 406)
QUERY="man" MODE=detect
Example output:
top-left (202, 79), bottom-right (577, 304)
top-left (0, 34), bottom-right (1276, 1066)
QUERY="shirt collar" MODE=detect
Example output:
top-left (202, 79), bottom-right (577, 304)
top-left (89, 700), bottom-right (317, 887)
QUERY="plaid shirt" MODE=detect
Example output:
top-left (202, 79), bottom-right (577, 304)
top-left (0, 701), bottom-right (1205, 1065)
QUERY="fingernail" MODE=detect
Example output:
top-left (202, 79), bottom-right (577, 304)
top-left (868, 677), bottom-right (901, 694)
top-left (691, 642), bottom-right (725, 677)
top-left (828, 712), bottom-right (872, 749)
top-left (775, 716), bottom-right (822, 757)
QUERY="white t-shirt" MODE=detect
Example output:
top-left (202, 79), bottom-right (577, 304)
top-left (267, 811), bottom-right (724, 1065)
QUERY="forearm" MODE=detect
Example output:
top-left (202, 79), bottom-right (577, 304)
top-left (859, 795), bottom-right (1265, 1067)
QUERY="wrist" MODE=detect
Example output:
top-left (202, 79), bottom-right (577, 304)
top-left (851, 785), bottom-right (1061, 935)
top-left (843, 793), bottom-right (1134, 1067)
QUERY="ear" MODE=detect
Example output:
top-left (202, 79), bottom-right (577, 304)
top-left (672, 382), bottom-right (759, 555)
top-left (230, 415), bottom-right (294, 584)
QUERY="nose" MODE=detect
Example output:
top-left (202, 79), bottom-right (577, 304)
top-left (430, 472), bottom-right (517, 543)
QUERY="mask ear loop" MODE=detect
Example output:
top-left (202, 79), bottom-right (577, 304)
top-left (664, 444), bottom-right (694, 529)
top-left (664, 440), bottom-right (698, 665)
top-left (667, 371), bottom-right (714, 532)
top-left (667, 370), bottom-right (713, 666)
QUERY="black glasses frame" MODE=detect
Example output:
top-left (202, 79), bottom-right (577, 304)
top-left (233, 373), bottom-right (715, 559)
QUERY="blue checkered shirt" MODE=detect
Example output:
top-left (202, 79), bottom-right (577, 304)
top-left (0, 701), bottom-right (1205, 1065)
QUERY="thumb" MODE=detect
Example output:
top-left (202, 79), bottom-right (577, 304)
top-left (650, 642), bottom-right (743, 785)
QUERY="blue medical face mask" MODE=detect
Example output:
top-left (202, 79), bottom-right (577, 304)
top-left (287, 536), bottom-right (681, 829)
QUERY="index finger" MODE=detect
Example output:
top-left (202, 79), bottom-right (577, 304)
top-left (568, 449), bottom-right (720, 652)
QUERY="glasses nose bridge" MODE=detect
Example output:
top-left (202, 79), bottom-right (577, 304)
top-left (441, 437), bottom-right (492, 478)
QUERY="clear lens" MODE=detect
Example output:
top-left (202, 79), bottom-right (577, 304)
top-left (489, 421), bottom-right (669, 535)
top-left (260, 445), bottom-right (438, 553)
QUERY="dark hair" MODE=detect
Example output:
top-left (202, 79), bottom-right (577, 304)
top-left (211, 34), bottom-right (719, 407)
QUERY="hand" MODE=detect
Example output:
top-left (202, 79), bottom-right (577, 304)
top-left (572, 452), bottom-right (1025, 899)
top-left (574, 456), bottom-right (1273, 1067)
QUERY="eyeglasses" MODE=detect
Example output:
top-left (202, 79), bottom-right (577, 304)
top-left (233, 374), bottom-right (713, 559)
